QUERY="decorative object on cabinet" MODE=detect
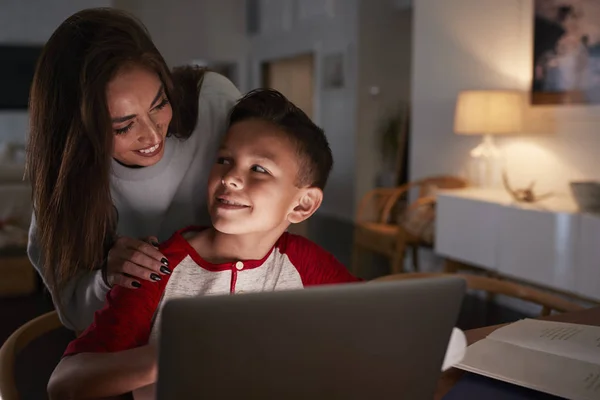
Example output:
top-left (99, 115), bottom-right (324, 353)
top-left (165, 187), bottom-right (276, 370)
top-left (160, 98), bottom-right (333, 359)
top-left (454, 90), bottom-right (524, 188)
top-left (501, 170), bottom-right (553, 203)
top-left (352, 176), bottom-right (467, 276)
top-left (570, 181), bottom-right (600, 213)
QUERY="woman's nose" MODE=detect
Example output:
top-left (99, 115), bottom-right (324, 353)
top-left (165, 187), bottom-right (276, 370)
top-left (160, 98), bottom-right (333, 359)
top-left (137, 117), bottom-right (162, 144)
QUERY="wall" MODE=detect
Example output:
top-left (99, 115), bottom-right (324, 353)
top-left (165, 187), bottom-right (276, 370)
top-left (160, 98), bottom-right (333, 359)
top-left (0, 0), bottom-right (112, 145)
top-left (355, 0), bottom-right (412, 205)
top-left (248, 0), bottom-right (359, 221)
top-left (114, 0), bottom-right (249, 90)
top-left (411, 0), bottom-right (600, 197)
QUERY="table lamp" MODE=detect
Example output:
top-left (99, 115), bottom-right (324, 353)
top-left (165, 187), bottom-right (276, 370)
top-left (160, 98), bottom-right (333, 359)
top-left (454, 90), bottom-right (524, 188)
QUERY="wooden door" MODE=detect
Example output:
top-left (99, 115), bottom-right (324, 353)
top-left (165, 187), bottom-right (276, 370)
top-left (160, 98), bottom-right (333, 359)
top-left (262, 53), bottom-right (314, 238)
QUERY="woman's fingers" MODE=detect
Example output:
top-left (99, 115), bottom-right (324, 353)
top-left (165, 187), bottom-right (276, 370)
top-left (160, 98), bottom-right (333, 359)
top-left (109, 272), bottom-right (143, 289)
top-left (120, 247), bottom-right (168, 275)
top-left (142, 235), bottom-right (160, 248)
top-left (119, 260), bottom-right (164, 283)
top-left (105, 236), bottom-right (171, 289)
top-left (121, 237), bottom-right (166, 264)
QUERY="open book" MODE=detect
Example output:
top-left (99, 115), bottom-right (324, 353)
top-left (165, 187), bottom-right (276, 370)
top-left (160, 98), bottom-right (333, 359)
top-left (456, 319), bottom-right (600, 400)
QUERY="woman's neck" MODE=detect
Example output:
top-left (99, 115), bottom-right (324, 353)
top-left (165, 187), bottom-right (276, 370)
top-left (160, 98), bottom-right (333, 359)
top-left (113, 158), bottom-right (144, 169)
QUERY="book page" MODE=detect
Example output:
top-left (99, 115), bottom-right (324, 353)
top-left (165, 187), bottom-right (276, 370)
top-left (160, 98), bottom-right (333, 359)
top-left (487, 319), bottom-right (600, 366)
top-left (457, 339), bottom-right (600, 400)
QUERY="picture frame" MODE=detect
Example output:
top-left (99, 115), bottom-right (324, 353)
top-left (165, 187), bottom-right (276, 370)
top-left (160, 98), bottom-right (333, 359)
top-left (532, 0), bottom-right (600, 105)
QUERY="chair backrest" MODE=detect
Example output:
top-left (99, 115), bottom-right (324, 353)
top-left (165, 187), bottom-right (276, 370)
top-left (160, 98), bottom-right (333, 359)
top-left (414, 176), bottom-right (467, 198)
top-left (355, 176), bottom-right (467, 224)
top-left (373, 273), bottom-right (585, 316)
top-left (356, 175), bottom-right (467, 224)
top-left (0, 311), bottom-right (69, 400)
top-left (380, 176), bottom-right (467, 224)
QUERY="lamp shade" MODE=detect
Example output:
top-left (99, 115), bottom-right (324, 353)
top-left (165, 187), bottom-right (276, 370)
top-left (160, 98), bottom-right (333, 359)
top-left (454, 90), bottom-right (524, 135)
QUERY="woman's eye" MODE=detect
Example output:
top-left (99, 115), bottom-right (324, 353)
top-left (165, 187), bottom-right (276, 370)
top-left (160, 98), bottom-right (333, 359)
top-left (153, 98), bottom-right (170, 111)
top-left (216, 157), bottom-right (231, 165)
top-left (115, 123), bottom-right (133, 135)
top-left (252, 165), bottom-right (267, 174)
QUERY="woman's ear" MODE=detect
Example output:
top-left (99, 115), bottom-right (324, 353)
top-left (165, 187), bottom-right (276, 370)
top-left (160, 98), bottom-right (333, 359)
top-left (287, 188), bottom-right (323, 224)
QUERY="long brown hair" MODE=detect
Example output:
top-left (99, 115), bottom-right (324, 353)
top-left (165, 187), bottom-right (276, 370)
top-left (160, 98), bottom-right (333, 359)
top-left (27, 8), bottom-right (203, 302)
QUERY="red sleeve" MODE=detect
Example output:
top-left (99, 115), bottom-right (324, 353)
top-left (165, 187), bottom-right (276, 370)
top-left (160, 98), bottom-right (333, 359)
top-left (62, 232), bottom-right (191, 357)
top-left (63, 277), bottom-right (162, 356)
top-left (280, 233), bottom-right (362, 286)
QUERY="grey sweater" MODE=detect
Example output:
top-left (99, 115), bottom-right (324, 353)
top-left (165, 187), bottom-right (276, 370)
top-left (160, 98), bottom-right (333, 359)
top-left (27, 72), bottom-right (240, 331)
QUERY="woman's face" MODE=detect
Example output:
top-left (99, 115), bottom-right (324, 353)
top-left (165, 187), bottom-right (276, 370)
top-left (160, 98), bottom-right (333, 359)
top-left (107, 64), bottom-right (173, 167)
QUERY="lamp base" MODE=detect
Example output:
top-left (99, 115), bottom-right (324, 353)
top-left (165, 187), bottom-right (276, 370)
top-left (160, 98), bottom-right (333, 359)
top-left (467, 135), bottom-right (504, 188)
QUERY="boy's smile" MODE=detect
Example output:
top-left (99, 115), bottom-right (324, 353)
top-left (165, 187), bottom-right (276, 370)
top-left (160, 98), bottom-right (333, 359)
top-left (207, 118), bottom-right (304, 236)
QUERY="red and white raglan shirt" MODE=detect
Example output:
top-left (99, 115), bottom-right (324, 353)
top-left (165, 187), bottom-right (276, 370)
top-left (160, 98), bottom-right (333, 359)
top-left (63, 227), bottom-right (360, 356)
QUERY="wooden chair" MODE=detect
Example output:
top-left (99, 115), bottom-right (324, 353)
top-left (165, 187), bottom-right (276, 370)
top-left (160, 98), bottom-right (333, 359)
top-left (352, 176), bottom-right (467, 275)
top-left (0, 310), bottom-right (72, 400)
top-left (373, 272), bottom-right (585, 316)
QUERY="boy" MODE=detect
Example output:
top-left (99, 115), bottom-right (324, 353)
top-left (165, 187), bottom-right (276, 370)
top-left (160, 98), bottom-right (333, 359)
top-left (48, 89), bottom-right (360, 399)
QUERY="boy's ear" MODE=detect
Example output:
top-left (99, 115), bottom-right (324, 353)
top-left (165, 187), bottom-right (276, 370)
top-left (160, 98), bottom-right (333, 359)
top-left (287, 187), bottom-right (323, 224)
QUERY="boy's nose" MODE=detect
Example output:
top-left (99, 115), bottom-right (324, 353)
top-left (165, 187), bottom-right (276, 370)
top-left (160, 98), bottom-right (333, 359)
top-left (222, 174), bottom-right (244, 189)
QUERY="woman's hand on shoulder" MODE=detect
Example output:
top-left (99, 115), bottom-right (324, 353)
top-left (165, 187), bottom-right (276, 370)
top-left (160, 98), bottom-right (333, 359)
top-left (104, 236), bottom-right (171, 289)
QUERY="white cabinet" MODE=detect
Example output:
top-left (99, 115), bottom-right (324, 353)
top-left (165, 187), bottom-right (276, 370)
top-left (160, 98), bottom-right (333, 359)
top-left (575, 214), bottom-right (600, 299)
top-left (436, 192), bottom-right (500, 270)
top-left (435, 188), bottom-right (598, 300)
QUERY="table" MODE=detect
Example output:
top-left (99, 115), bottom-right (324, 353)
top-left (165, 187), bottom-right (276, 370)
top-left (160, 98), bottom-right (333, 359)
top-left (434, 306), bottom-right (600, 399)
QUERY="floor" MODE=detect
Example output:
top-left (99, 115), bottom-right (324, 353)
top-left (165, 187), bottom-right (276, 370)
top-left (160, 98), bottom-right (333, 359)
top-left (0, 214), bottom-right (532, 399)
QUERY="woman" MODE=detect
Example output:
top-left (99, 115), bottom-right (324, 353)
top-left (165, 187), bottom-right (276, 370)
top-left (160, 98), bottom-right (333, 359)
top-left (27, 7), bottom-right (240, 332)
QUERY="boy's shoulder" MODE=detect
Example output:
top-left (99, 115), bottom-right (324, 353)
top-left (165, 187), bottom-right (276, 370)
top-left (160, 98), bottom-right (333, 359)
top-left (274, 232), bottom-right (338, 265)
top-left (275, 231), bottom-right (322, 254)
top-left (159, 226), bottom-right (207, 268)
top-left (275, 232), bottom-right (360, 285)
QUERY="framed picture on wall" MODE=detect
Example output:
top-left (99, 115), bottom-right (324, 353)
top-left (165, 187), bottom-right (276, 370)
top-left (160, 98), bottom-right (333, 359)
top-left (532, 0), bottom-right (600, 105)
top-left (322, 53), bottom-right (344, 90)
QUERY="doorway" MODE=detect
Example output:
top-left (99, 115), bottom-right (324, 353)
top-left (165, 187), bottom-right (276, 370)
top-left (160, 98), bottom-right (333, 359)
top-left (261, 53), bottom-right (315, 238)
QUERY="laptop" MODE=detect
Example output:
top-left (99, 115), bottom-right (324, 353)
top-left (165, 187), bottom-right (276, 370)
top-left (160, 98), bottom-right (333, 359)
top-left (156, 277), bottom-right (465, 400)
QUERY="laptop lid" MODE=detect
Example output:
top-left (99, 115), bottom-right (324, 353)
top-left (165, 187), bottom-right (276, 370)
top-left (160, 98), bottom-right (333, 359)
top-left (157, 277), bottom-right (465, 400)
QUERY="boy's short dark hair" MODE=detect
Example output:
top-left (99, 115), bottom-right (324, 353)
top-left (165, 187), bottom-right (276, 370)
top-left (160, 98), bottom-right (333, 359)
top-left (228, 89), bottom-right (333, 190)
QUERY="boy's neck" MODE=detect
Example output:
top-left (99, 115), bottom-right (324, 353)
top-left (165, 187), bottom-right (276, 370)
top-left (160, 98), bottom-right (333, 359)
top-left (190, 226), bottom-right (289, 264)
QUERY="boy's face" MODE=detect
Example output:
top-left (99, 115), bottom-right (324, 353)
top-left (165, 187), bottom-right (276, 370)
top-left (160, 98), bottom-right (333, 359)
top-left (207, 119), bottom-right (304, 235)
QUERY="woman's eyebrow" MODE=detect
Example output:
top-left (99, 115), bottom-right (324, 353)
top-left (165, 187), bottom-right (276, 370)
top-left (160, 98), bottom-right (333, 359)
top-left (150, 85), bottom-right (165, 108)
top-left (111, 85), bottom-right (165, 124)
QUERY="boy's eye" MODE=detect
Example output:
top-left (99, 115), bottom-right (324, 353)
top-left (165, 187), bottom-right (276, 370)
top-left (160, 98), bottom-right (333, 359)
top-left (216, 157), bottom-right (231, 165)
top-left (252, 165), bottom-right (267, 174)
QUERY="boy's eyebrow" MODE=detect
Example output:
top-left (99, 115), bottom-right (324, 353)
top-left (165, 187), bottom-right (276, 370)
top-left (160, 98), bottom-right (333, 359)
top-left (218, 146), bottom-right (278, 162)
top-left (252, 151), bottom-right (279, 161)
top-left (111, 85), bottom-right (164, 124)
